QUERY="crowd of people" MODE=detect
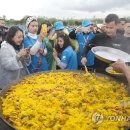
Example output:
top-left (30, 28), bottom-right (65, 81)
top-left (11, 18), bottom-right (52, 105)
top-left (0, 13), bottom-right (130, 89)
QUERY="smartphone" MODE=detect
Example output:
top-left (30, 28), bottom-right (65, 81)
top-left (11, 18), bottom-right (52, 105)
top-left (26, 45), bottom-right (32, 54)
top-left (41, 24), bottom-right (47, 35)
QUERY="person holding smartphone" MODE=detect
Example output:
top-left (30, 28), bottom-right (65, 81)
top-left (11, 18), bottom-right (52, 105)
top-left (0, 26), bottom-right (31, 89)
top-left (24, 16), bottom-right (48, 73)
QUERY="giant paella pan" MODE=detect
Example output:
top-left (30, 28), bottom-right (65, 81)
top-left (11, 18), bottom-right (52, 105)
top-left (0, 71), bottom-right (130, 130)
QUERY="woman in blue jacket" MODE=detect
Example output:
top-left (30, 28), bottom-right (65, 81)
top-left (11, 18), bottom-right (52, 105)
top-left (53, 34), bottom-right (77, 70)
top-left (24, 16), bottom-right (48, 73)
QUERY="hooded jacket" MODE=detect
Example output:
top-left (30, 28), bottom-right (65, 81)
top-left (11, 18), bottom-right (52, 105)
top-left (0, 41), bottom-right (30, 89)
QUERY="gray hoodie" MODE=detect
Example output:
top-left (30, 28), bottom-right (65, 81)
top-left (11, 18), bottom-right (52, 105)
top-left (0, 41), bottom-right (31, 89)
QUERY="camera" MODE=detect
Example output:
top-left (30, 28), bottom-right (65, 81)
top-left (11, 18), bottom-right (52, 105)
top-left (0, 26), bottom-right (8, 46)
top-left (0, 26), bottom-right (8, 36)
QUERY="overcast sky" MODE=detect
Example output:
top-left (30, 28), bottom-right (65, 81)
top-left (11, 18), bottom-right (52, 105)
top-left (0, 0), bottom-right (130, 20)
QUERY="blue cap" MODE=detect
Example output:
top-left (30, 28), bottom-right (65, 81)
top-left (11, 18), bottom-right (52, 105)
top-left (82, 19), bottom-right (92, 27)
top-left (54, 21), bottom-right (64, 31)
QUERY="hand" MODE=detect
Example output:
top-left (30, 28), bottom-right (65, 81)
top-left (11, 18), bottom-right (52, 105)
top-left (111, 59), bottom-right (127, 72)
top-left (17, 49), bottom-right (29, 58)
top-left (49, 30), bottom-right (55, 40)
top-left (38, 48), bottom-right (44, 55)
top-left (81, 57), bottom-right (87, 65)
top-left (25, 46), bottom-right (32, 55)
top-left (53, 48), bottom-right (58, 59)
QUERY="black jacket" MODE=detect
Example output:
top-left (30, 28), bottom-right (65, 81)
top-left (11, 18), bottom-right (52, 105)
top-left (83, 32), bottom-right (127, 73)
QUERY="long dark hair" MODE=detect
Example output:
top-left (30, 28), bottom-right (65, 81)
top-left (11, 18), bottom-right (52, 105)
top-left (6, 26), bottom-right (23, 50)
top-left (56, 34), bottom-right (71, 53)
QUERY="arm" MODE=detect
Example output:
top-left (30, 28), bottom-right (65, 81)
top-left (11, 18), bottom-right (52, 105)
top-left (111, 59), bottom-right (130, 86)
top-left (81, 43), bottom-right (95, 65)
top-left (29, 40), bottom-right (41, 55)
top-left (82, 44), bottom-right (92, 57)
top-left (0, 47), bottom-right (21, 71)
top-left (123, 66), bottom-right (130, 86)
top-left (24, 37), bottom-right (42, 55)
top-left (30, 34), bottom-right (46, 55)
top-left (53, 49), bottom-right (67, 69)
top-left (24, 29), bottom-right (46, 55)
top-left (82, 32), bottom-right (96, 57)
top-left (55, 57), bottom-right (67, 69)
